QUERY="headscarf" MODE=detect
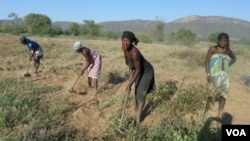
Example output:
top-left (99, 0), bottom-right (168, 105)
top-left (121, 31), bottom-right (139, 45)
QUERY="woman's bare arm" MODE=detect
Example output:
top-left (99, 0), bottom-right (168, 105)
top-left (81, 48), bottom-right (91, 75)
top-left (128, 50), bottom-right (141, 87)
top-left (205, 47), bottom-right (214, 75)
top-left (228, 50), bottom-right (237, 66)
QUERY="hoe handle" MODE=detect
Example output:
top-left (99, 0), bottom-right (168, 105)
top-left (118, 92), bottom-right (129, 128)
top-left (71, 75), bottom-right (81, 89)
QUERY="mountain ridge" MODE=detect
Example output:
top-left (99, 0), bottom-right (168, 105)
top-left (99, 15), bottom-right (250, 39)
top-left (1, 15), bottom-right (250, 39)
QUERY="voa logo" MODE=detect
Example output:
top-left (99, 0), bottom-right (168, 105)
top-left (226, 129), bottom-right (246, 136)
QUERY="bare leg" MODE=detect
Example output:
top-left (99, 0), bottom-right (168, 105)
top-left (88, 77), bottom-right (92, 88)
top-left (136, 102), bottom-right (145, 123)
top-left (34, 60), bottom-right (36, 72)
top-left (218, 96), bottom-right (226, 118)
top-left (34, 60), bottom-right (40, 73)
top-left (132, 100), bottom-right (138, 125)
top-left (94, 78), bottom-right (98, 96)
top-left (134, 101), bottom-right (138, 114)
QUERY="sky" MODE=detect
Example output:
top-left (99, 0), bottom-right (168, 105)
top-left (1, 0), bottom-right (249, 23)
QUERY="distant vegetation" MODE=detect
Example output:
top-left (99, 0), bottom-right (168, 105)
top-left (1, 12), bottom-right (250, 47)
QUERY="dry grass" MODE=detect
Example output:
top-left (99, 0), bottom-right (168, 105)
top-left (1, 34), bottom-right (250, 139)
top-left (2, 35), bottom-right (249, 87)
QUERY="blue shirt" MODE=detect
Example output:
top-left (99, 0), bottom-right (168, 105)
top-left (26, 40), bottom-right (41, 51)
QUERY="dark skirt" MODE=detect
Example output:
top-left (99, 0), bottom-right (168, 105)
top-left (135, 70), bottom-right (155, 102)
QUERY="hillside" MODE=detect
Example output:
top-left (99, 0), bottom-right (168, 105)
top-left (100, 16), bottom-right (250, 39)
top-left (99, 19), bottom-right (158, 33)
top-left (166, 15), bottom-right (250, 39)
top-left (1, 15), bottom-right (250, 39)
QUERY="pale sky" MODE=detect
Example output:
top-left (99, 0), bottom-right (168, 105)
top-left (1, 0), bottom-right (249, 23)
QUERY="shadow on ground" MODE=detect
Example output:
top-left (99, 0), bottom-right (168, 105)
top-left (198, 112), bottom-right (233, 141)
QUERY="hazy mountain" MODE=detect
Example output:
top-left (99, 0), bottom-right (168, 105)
top-left (99, 20), bottom-right (159, 33)
top-left (0, 18), bottom-right (22, 25)
top-left (1, 15), bottom-right (250, 39)
top-left (165, 15), bottom-right (250, 39)
top-left (100, 15), bottom-right (250, 39)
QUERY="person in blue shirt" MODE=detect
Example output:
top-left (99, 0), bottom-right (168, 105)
top-left (20, 36), bottom-right (43, 73)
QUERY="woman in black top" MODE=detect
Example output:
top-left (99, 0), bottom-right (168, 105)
top-left (121, 31), bottom-right (155, 123)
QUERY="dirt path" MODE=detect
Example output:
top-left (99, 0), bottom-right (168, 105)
top-left (203, 80), bottom-right (250, 125)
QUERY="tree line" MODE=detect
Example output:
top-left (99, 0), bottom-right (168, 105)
top-left (1, 13), bottom-right (249, 46)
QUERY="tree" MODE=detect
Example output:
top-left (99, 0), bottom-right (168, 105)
top-left (151, 21), bottom-right (165, 42)
top-left (7, 12), bottom-right (24, 34)
top-left (68, 23), bottom-right (80, 36)
top-left (23, 13), bottom-right (52, 34)
top-left (8, 12), bottom-right (18, 19)
top-left (167, 28), bottom-right (196, 46)
top-left (102, 31), bottom-right (120, 40)
top-left (135, 31), bottom-right (153, 43)
top-left (208, 31), bottom-right (223, 43)
top-left (0, 25), bottom-right (12, 33)
top-left (80, 20), bottom-right (102, 37)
